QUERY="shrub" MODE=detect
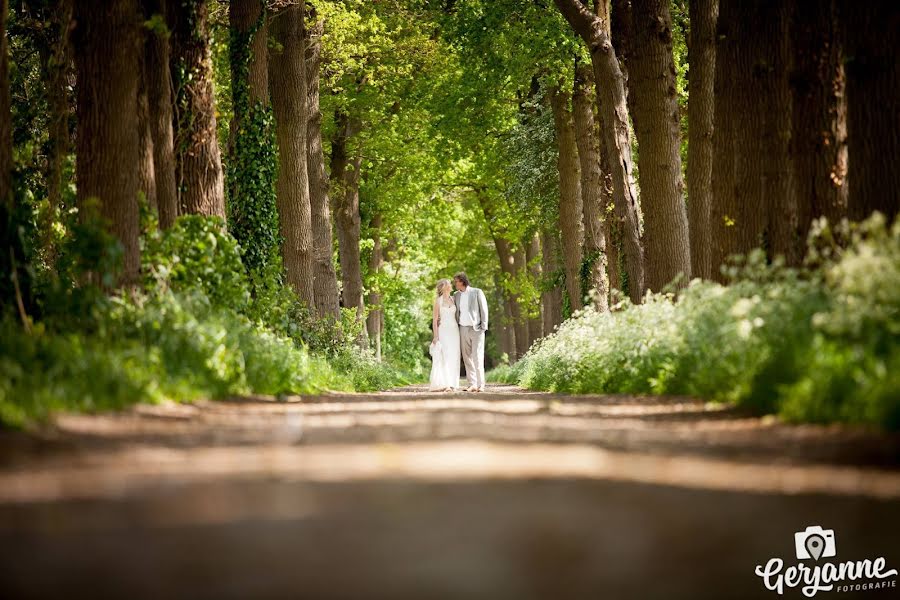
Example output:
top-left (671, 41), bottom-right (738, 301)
top-left (502, 214), bottom-right (900, 429)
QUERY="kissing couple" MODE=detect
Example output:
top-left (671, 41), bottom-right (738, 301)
top-left (429, 272), bottom-right (489, 392)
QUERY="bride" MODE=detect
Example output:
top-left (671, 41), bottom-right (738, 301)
top-left (429, 279), bottom-right (461, 391)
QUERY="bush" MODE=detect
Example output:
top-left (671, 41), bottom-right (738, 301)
top-left (0, 290), bottom-right (341, 428)
top-left (502, 214), bottom-right (900, 429)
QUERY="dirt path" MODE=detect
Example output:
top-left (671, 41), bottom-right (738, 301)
top-left (1, 384), bottom-right (899, 599)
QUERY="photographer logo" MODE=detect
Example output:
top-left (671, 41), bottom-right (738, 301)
top-left (794, 526), bottom-right (836, 561)
top-left (754, 525), bottom-right (897, 597)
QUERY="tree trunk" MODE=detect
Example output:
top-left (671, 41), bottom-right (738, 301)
top-left (710, 2), bottom-right (763, 275)
top-left (687, 0), bottom-right (717, 279)
top-left (838, 0), bottom-right (900, 222)
top-left (73, 0), bottom-right (142, 283)
top-left (760, 1), bottom-right (798, 265)
top-left (137, 50), bottom-right (156, 212)
top-left (607, 216), bottom-right (621, 296)
top-left (512, 245), bottom-right (529, 357)
top-left (620, 0), bottom-right (691, 291)
top-left (44, 0), bottom-right (73, 221)
top-left (228, 0), bottom-right (280, 277)
top-left (572, 64), bottom-right (609, 312)
top-left (525, 232), bottom-right (544, 345)
top-left (0, 0), bottom-right (11, 211)
top-left (494, 281), bottom-right (515, 363)
top-left (367, 212), bottom-right (383, 360)
top-left (541, 224), bottom-right (564, 333)
top-left (554, 0), bottom-right (645, 303)
top-left (143, 0), bottom-right (178, 229)
top-left (549, 85), bottom-right (584, 313)
top-left (305, 15), bottom-right (341, 320)
top-left (170, 0), bottom-right (225, 218)
top-left (790, 0), bottom-right (848, 245)
top-left (269, 2), bottom-right (316, 307)
top-left (330, 110), bottom-right (367, 345)
top-left (479, 195), bottom-right (526, 361)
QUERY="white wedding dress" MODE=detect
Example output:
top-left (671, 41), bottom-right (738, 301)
top-left (429, 300), bottom-right (461, 391)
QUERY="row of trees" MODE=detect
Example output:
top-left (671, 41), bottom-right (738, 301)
top-left (0, 0), bottom-right (370, 333)
top-left (1, 0), bottom-right (897, 369)
top-left (466, 0), bottom-right (898, 362)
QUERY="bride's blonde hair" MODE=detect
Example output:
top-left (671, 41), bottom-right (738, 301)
top-left (435, 278), bottom-right (451, 297)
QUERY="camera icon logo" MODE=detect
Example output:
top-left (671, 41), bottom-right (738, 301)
top-left (794, 526), bottom-right (836, 561)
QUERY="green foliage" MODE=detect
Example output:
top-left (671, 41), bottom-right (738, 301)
top-left (498, 215), bottom-right (900, 429)
top-left (143, 215), bottom-right (250, 310)
top-left (0, 291), bottom-right (338, 429)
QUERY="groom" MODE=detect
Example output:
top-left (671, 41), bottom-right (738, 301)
top-left (453, 272), bottom-right (489, 392)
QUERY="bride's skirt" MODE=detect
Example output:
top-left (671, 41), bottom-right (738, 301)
top-left (429, 327), bottom-right (461, 390)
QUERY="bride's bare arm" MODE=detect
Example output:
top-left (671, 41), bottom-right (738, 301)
top-left (432, 299), bottom-right (440, 343)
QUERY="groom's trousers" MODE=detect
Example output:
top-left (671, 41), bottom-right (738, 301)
top-left (459, 325), bottom-right (486, 389)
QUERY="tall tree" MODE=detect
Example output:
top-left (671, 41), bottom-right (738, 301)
top-left (229, 0), bottom-right (280, 277)
top-left (686, 0), bottom-right (717, 279)
top-left (479, 194), bottom-right (528, 361)
top-left (72, 0), bottom-right (142, 283)
top-left (790, 0), bottom-right (848, 243)
top-left (0, 0), bottom-right (10, 212)
top-left (136, 49), bottom-right (156, 212)
top-left (367, 211), bottom-right (384, 359)
top-left (554, 0), bottom-right (645, 303)
top-left (839, 0), bottom-right (900, 222)
top-left (43, 0), bottom-right (73, 229)
top-left (270, 2), bottom-right (316, 307)
top-left (541, 224), bottom-right (564, 333)
top-left (330, 109), bottom-right (367, 344)
top-left (525, 232), bottom-right (544, 344)
top-left (142, 0), bottom-right (178, 229)
top-left (618, 0), bottom-right (691, 291)
top-left (305, 14), bottom-right (341, 320)
top-left (170, 0), bottom-right (225, 218)
top-left (759, 0), bottom-right (798, 264)
top-left (549, 84), bottom-right (584, 312)
top-left (572, 64), bottom-right (609, 312)
top-left (710, 1), bottom-right (785, 274)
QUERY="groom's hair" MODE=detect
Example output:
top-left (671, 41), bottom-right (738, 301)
top-left (453, 272), bottom-right (470, 287)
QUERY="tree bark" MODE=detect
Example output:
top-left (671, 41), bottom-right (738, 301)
top-left (760, 1), bottom-right (798, 265)
top-left (73, 0), bottom-right (142, 283)
top-left (838, 0), bottom-right (900, 222)
top-left (525, 232), bottom-right (544, 345)
top-left (619, 0), bottom-right (691, 291)
top-left (305, 15), bottom-right (340, 319)
top-left (790, 0), bottom-right (848, 244)
top-left (367, 212), bottom-right (384, 360)
top-left (270, 2), bottom-right (316, 307)
top-left (44, 0), bottom-right (73, 221)
top-left (549, 85), bottom-right (584, 313)
top-left (137, 50), bottom-right (156, 212)
top-left (330, 110), bottom-right (367, 345)
top-left (687, 0), bottom-right (717, 279)
top-left (541, 224), bottom-right (564, 333)
top-left (572, 64), bottom-right (609, 312)
top-left (170, 0), bottom-right (225, 218)
top-left (142, 0), bottom-right (178, 229)
top-left (0, 0), bottom-right (11, 211)
top-left (554, 0), bottom-right (645, 303)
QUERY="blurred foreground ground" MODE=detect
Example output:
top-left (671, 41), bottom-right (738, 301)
top-left (1, 383), bottom-right (899, 599)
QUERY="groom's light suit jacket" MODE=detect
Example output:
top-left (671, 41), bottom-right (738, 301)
top-left (453, 287), bottom-right (489, 332)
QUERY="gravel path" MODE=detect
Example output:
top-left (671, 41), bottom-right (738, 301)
top-left (1, 383), bottom-right (898, 599)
